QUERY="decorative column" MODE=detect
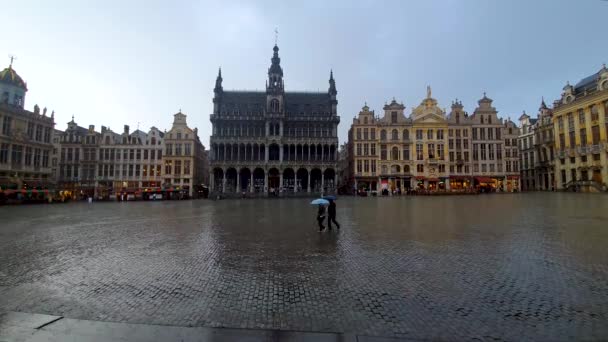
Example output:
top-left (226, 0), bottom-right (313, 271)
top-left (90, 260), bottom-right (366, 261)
top-left (264, 169), bottom-right (268, 194)
top-left (334, 173), bottom-right (337, 194)
top-left (279, 145), bottom-right (284, 162)
top-left (279, 172), bottom-right (283, 193)
top-left (222, 176), bottom-right (226, 193)
top-left (210, 173), bottom-right (214, 191)
top-left (250, 173), bottom-right (253, 193)
top-left (307, 170), bottom-right (311, 193)
top-left (321, 170), bottom-right (325, 194)
top-left (236, 171), bottom-right (240, 192)
top-left (265, 145), bottom-right (269, 162)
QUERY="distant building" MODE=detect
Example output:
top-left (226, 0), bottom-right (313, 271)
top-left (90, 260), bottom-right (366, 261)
top-left (96, 125), bottom-right (165, 200)
top-left (348, 88), bottom-right (519, 194)
top-left (503, 119), bottom-right (521, 192)
top-left (0, 60), bottom-right (55, 199)
top-left (337, 142), bottom-right (352, 194)
top-left (518, 111), bottom-right (536, 190)
top-left (162, 111), bottom-right (207, 198)
top-left (534, 99), bottom-right (555, 190)
top-left (553, 64), bottom-right (608, 192)
top-left (209, 44), bottom-right (340, 196)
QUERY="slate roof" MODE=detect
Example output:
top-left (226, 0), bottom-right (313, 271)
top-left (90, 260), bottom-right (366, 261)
top-left (574, 72), bottom-right (599, 95)
top-left (218, 91), bottom-right (332, 116)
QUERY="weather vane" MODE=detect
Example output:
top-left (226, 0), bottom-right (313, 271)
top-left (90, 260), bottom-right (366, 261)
top-left (8, 54), bottom-right (16, 67)
top-left (274, 28), bottom-right (278, 45)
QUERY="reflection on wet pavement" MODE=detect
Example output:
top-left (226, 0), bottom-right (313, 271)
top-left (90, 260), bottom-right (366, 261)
top-left (1, 193), bottom-right (607, 340)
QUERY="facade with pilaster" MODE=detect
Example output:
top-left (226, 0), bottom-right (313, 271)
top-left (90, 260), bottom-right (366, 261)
top-left (162, 111), bottom-right (207, 198)
top-left (553, 64), bottom-right (608, 192)
top-left (209, 44), bottom-right (340, 196)
top-left (0, 61), bottom-right (55, 200)
top-left (349, 88), bottom-right (518, 194)
top-left (534, 100), bottom-right (555, 190)
top-left (518, 112), bottom-right (537, 190)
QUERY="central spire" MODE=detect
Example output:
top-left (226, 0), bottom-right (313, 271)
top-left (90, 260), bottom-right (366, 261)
top-left (267, 43), bottom-right (284, 93)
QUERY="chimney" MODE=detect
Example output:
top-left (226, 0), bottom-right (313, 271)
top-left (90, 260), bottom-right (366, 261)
top-left (101, 126), bottom-right (107, 133)
top-left (89, 125), bottom-right (95, 132)
top-left (124, 125), bottom-right (130, 134)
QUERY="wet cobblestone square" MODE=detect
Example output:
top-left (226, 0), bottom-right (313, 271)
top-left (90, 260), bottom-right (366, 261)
top-left (1, 193), bottom-right (607, 340)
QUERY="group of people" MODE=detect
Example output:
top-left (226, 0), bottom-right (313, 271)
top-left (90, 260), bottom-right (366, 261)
top-left (316, 199), bottom-right (340, 232)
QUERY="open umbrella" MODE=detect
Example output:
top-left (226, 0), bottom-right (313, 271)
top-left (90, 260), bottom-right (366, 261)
top-left (310, 198), bottom-right (329, 205)
top-left (322, 195), bottom-right (336, 200)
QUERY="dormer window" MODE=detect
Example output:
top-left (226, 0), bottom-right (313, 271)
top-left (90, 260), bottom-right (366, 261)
top-left (391, 111), bottom-right (397, 124)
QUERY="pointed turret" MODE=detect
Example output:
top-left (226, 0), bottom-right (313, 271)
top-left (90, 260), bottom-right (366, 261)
top-left (214, 67), bottom-right (223, 93)
top-left (328, 69), bottom-right (337, 96)
top-left (540, 96), bottom-right (547, 110)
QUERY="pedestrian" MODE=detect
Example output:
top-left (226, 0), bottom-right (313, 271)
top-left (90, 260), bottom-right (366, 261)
top-left (317, 205), bottom-right (326, 232)
top-left (327, 199), bottom-right (340, 230)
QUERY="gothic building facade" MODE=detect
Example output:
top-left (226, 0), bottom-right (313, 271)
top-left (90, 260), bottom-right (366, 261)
top-left (209, 44), bottom-right (340, 195)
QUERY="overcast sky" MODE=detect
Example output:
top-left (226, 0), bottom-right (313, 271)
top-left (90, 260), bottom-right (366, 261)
top-left (3, 0), bottom-right (607, 145)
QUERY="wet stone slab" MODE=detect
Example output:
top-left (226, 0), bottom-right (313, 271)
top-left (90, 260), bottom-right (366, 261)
top-left (0, 193), bottom-right (607, 341)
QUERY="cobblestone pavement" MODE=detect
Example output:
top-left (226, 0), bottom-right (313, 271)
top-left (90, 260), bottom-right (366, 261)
top-left (1, 193), bottom-right (608, 341)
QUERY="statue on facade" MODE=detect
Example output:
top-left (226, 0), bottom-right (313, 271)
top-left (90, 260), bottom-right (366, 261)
top-left (34, 104), bottom-right (40, 114)
top-left (427, 85), bottom-right (432, 98)
top-left (43, 107), bottom-right (47, 116)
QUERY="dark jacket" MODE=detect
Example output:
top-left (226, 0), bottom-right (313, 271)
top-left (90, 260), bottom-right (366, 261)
top-left (317, 206), bottom-right (326, 218)
top-left (328, 202), bottom-right (336, 216)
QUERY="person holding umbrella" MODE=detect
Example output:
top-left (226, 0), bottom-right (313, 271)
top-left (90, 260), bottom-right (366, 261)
top-left (324, 195), bottom-right (340, 230)
top-left (311, 198), bottom-right (329, 232)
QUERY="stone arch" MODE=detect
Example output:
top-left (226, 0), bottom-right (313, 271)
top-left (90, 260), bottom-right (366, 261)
top-left (381, 129), bottom-right (387, 141)
top-left (268, 168), bottom-right (280, 190)
top-left (283, 168), bottom-right (295, 192)
top-left (392, 129), bottom-right (399, 140)
top-left (310, 168), bottom-right (322, 192)
top-left (330, 145), bottom-right (336, 161)
top-left (253, 168), bottom-right (265, 192)
top-left (404, 165), bottom-right (410, 173)
top-left (225, 168), bottom-right (237, 192)
top-left (213, 168), bottom-right (224, 191)
top-left (403, 129), bottom-right (409, 140)
top-left (296, 168), bottom-right (308, 192)
top-left (240, 168), bottom-right (251, 192)
top-left (391, 164), bottom-right (401, 173)
top-left (259, 143), bottom-right (266, 161)
top-left (323, 168), bottom-right (336, 191)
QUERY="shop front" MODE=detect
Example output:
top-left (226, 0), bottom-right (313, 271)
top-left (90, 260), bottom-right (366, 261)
top-left (506, 175), bottom-right (519, 192)
top-left (427, 178), bottom-right (440, 191)
top-left (355, 177), bottom-right (377, 196)
top-left (449, 176), bottom-right (471, 191)
top-left (415, 176), bottom-right (425, 190)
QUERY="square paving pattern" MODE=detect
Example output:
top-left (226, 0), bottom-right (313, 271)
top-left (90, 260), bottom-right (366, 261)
top-left (1, 193), bottom-right (607, 341)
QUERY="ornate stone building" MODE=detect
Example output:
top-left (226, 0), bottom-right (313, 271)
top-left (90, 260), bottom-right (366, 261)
top-left (1, 60), bottom-right (55, 200)
top-left (518, 111), bottom-right (537, 190)
top-left (162, 111), bottom-right (207, 198)
top-left (553, 64), bottom-right (608, 192)
top-left (534, 99), bottom-right (555, 190)
top-left (349, 88), bottom-right (519, 193)
top-left (209, 44), bottom-right (340, 196)
top-left (503, 119), bottom-right (521, 192)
